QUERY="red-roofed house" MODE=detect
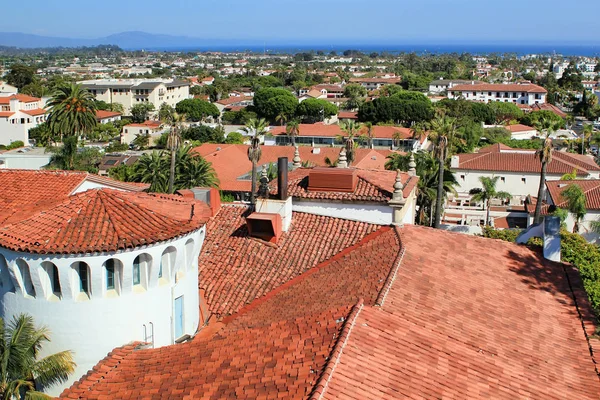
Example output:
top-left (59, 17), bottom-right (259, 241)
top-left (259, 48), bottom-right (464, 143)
top-left (504, 123), bottom-right (538, 140)
top-left (121, 120), bottom-right (164, 145)
top-left (449, 82), bottom-right (547, 105)
top-left (95, 109), bottom-right (122, 124)
top-left (0, 94), bottom-right (46, 145)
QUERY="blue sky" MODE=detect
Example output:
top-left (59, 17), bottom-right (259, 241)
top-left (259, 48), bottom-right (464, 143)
top-left (4, 0), bottom-right (598, 43)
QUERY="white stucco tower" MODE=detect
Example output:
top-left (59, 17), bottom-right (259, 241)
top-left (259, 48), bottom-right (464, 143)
top-left (0, 188), bottom-right (211, 394)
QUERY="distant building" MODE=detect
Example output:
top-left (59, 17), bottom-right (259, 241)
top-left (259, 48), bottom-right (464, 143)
top-left (121, 121), bottom-right (164, 146)
top-left (348, 77), bottom-right (402, 91)
top-left (0, 147), bottom-right (51, 170)
top-left (0, 94), bottom-right (47, 146)
top-left (448, 82), bottom-right (547, 105)
top-left (79, 79), bottom-right (190, 115)
top-left (0, 81), bottom-right (17, 95)
top-left (428, 79), bottom-right (481, 94)
top-left (95, 110), bottom-right (122, 124)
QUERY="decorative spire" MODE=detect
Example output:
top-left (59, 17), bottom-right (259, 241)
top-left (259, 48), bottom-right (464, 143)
top-left (337, 147), bottom-right (348, 168)
top-left (292, 146), bottom-right (301, 170)
top-left (258, 166), bottom-right (269, 197)
top-left (392, 169), bottom-right (404, 201)
top-left (408, 152), bottom-right (417, 176)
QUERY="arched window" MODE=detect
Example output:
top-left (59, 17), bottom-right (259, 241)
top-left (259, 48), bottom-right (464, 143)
top-left (185, 239), bottom-right (195, 271)
top-left (104, 258), bottom-right (123, 294)
top-left (132, 254), bottom-right (151, 290)
top-left (160, 247), bottom-right (176, 284)
top-left (0, 254), bottom-right (15, 293)
top-left (15, 259), bottom-right (35, 298)
top-left (40, 261), bottom-right (61, 300)
top-left (72, 262), bottom-right (91, 299)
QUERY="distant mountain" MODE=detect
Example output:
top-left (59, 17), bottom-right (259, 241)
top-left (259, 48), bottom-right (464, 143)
top-left (0, 31), bottom-right (247, 50)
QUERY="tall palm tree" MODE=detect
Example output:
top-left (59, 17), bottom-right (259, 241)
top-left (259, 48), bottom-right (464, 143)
top-left (275, 113), bottom-right (288, 127)
top-left (242, 118), bottom-right (268, 206)
top-left (340, 120), bottom-right (361, 165)
top-left (0, 314), bottom-right (75, 399)
top-left (582, 124), bottom-right (594, 155)
top-left (429, 115), bottom-right (457, 228)
top-left (561, 184), bottom-right (587, 233)
top-left (175, 146), bottom-right (219, 189)
top-left (469, 176), bottom-right (511, 226)
top-left (361, 122), bottom-right (374, 148)
top-left (532, 116), bottom-right (562, 223)
top-left (286, 120), bottom-right (300, 146)
top-left (134, 151), bottom-right (168, 193)
top-left (166, 113), bottom-right (185, 194)
top-left (46, 84), bottom-right (97, 169)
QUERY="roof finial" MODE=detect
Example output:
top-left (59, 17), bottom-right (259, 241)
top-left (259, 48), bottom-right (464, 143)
top-left (337, 147), bottom-right (348, 168)
top-left (292, 146), bottom-right (301, 170)
top-left (393, 169), bottom-right (404, 201)
top-left (258, 166), bottom-right (269, 198)
top-left (408, 152), bottom-right (417, 176)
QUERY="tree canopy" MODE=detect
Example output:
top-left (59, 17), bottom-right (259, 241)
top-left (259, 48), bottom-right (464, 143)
top-left (175, 99), bottom-right (219, 122)
top-left (296, 98), bottom-right (338, 123)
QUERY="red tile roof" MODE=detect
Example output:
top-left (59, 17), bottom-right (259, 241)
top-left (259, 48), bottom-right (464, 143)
top-left (269, 123), bottom-right (415, 140)
top-left (531, 103), bottom-right (568, 118)
top-left (199, 205), bottom-right (381, 317)
top-left (0, 111), bottom-right (14, 117)
top-left (349, 77), bottom-right (401, 84)
top-left (215, 95), bottom-right (252, 106)
top-left (505, 123), bottom-right (536, 133)
top-left (0, 94), bottom-right (40, 104)
top-left (546, 179), bottom-right (600, 210)
top-left (337, 111), bottom-right (358, 119)
top-left (194, 144), bottom-right (400, 191)
top-left (319, 225), bottom-right (600, 399)
top-left (124, 120), bottom-right (162, 128)
top-left (95, 110), bottom-right (121, 120)
top-left (0, 189), bottom-right (210, 254)
top-left (451, 83), bottom-right (547, 93)
top-left (279, 168), bottom-right (417, 203)
top-left (20, 108), bottom-right (46, 116)
top-left (62, 221), bottom-right (400, 399)
top-left (457, 146), bottom-right (600, 175)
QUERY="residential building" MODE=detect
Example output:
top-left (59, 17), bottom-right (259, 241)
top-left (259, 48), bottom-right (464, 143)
top-left (348, 77), bottom-right (401, 91)
top-left (0, 147), bottom-right (51, 170)
top-left (0, 81), bottom-right (17, 95)
top-left (0, 94), bottom-right (46, 146)
top-left (214, 95), bottom-right (253, 113)
top-left (504, 124), bottom-right (538, 140)
top-left (79, 78), bottom-right (190, 115)
top-left (95, 110), bottom-right (122, 124)
top-left (121, 121), bottom-right (164, 145)
top-left (451, 144), bottom-right (600, 199)
top-left (98, 153), bottom-right (141, 176)
top-left (448, 82), bottom-right (547, 105)
top-left (428, 79), bottom-right (482, 94)
top-left (544, 179), bottom-right (600, 243)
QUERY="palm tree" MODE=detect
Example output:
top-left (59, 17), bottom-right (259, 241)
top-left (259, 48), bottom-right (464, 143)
top-left (166, 113), bottom-right (185, 194)
top-left (361, 122), bottom-right (374, 148)
top-left (429, 115), bottom-right (457, 228)
top-left (134, 151), bottom-right (168, 193)
top-left (158, 102), bottom-right (175, 124)
top-left (242, 118), bottom-right (268, 206)
top-left (175, 146), bottom-right (219, 189)
top-left (340, 120), bottom-right (361, 165)
top-left (532, 116), bottom-right (562, 224)
top-left (275, 113), bottom-right (288, 127)
top-left (46, 84), bottom-right (97, 169)
top-left (561, 184), bottom-right (587, 233)
top-left (0, 314), bottom-right (75, 399)
top-left (286, 120), bottom-right (300, 146)
top-left (410, 122), bottom-right (427, 143)
top-left (582, 124), bottom-right (594, 155)
top-left (469, 177), bottom-right (511, 226)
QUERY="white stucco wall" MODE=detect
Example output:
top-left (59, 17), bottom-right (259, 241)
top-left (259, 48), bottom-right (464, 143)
top-left (454, 169), bottom-right (566, 198)
top-left (292, 200), bottom-right (393, 225)
top-left (0, 155), bottom-right (51, 170)
top-left (0, 227), bottom-right (205, 395)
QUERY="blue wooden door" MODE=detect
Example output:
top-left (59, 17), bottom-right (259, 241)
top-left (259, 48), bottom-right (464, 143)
top-left (174, 296), bottom-right (184, 339)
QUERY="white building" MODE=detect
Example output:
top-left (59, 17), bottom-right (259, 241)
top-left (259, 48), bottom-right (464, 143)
top-left (0, 170), bottom-right (212, 395)
top-left (95, 110), bottom-right (122, 124)
top-left (448, 82), bottom-right (547, 105)
top-left (451, 144), bottom-right (600, 199)
top-left (428, 79), bottom-right (481, 94)
top-left (121, 120), bottom-right (165, 145)
top-left (0, 94), bottom-right (47, 146)
top-left (0, 81), bottom-right (18, 95)
top-left (0, 147), bottom-right (51, 169)
top-left (79, 78), bottom-right (190, 115)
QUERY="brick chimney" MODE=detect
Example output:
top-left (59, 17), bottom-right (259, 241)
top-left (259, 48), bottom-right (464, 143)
top-left (255, 157), bottom-right (292, 231)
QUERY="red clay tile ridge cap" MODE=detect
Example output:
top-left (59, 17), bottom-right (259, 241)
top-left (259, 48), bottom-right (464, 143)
top-left (374, 226), bottom-right (406, 307)
top-left (60, 342), bottom-right (143, 399)
top-left (309, 300), bottom-right (365, 400)
top-left (0, 189), bottom-right (210, 255)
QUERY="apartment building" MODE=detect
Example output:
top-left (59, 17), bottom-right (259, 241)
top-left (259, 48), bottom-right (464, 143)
top-left (79, 78), bottom-right (190, 115)
top-left (428, 79), bottom-right (482, 94)
top-left (0, 94), bottom-right (46, 146)
top-left (448, 82), bottom-right (547, 105)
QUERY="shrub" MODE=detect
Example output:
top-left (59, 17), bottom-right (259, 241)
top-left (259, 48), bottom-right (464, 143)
top-left (6, 141), bottom-right (25, 150)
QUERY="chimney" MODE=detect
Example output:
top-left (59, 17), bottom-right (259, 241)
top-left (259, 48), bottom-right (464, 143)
top-left (277, 157), bottom-right (288, 200)
top-left (450, 155), bottom-right (459, 169)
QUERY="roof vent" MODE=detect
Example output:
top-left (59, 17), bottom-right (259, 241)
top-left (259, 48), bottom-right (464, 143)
top-left (246, 212), bottom-right (282, 243)
top-left (558, 183), bottom-right (567, 188)
top-left (371, 156), bottom-right (377, 160)
top-left (308, 167), bottom-right (358, 192)
top-left (312, 148), bottom-right (321, 154)
top-left (216, 147), bottom-right (221, 151)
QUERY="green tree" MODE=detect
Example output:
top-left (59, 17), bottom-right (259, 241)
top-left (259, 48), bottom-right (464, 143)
top-left (469, 177), bottom-right (511, 226)
top-left (296, 98), bottom-right (337, 123)
top-left (167, 113), bottom-right (185, 193)
top-left (5, 64), bottom-right (35, 89)
top-left (0, 314), bottom-right (76, 399)
top-left (181, 126), bottom-right (225, 143)
top-left (158, 103), bottom-right (175, 123)
top-left (225, 131), bottom-right (245, 144)
top-left (242, 118), bottom-right (268, 206)
top-left (340, 120), bottom-right (361, 165)
top-left (532, 116), bottom-right (562, 223)
top-left (343, 84), bottom-right (367, 109)
top-left (286, 120), bottom-right (300, 146)
top-left (261, 95), bottom-right (298, 121)
top-left (253, 88), bottom-right (297, 120)
top-left (175, 146), bottom-right (219, 189)
top-left (175, 99), bottom-right (219, 122)
top-left (134, 151), bottom-right (169, 192)
top-left (46, 84), bottom-right (97, 169)
top-left (488, 102), bottom-right (523, 124)
top-left (130, 103), bottom-right (155, 123)
top-left (561, 184), bottom-right (587, 233)
top-left (28, 123), bottom-right (57, 147)
top-left (429, 115), bottom-right (457, 228)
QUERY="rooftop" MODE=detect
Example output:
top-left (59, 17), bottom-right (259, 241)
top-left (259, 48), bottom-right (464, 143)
top-left (546, 179), bottom-right (600, 211)
top-left (451, 83), bottom-right (548, 93)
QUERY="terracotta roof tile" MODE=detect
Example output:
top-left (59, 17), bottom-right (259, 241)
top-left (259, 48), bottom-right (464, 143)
top-left (0, 94), bottom-right (40, 104)
top-left (21, 108), bottom-right (46, 116)
top-left (451, 83), bottom-right (547, 93)
top-left (95, 110), bottom-right (121, 120)
top-left (319, 225), bottom-right (600, 399)
top-left (0, 189), bottom-right (210, 254)
top-left (546, 179), bottom-right (600, 210)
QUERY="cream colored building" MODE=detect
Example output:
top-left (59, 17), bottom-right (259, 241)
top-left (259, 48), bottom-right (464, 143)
top-left (79, 79), bottom-right (190, 115)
